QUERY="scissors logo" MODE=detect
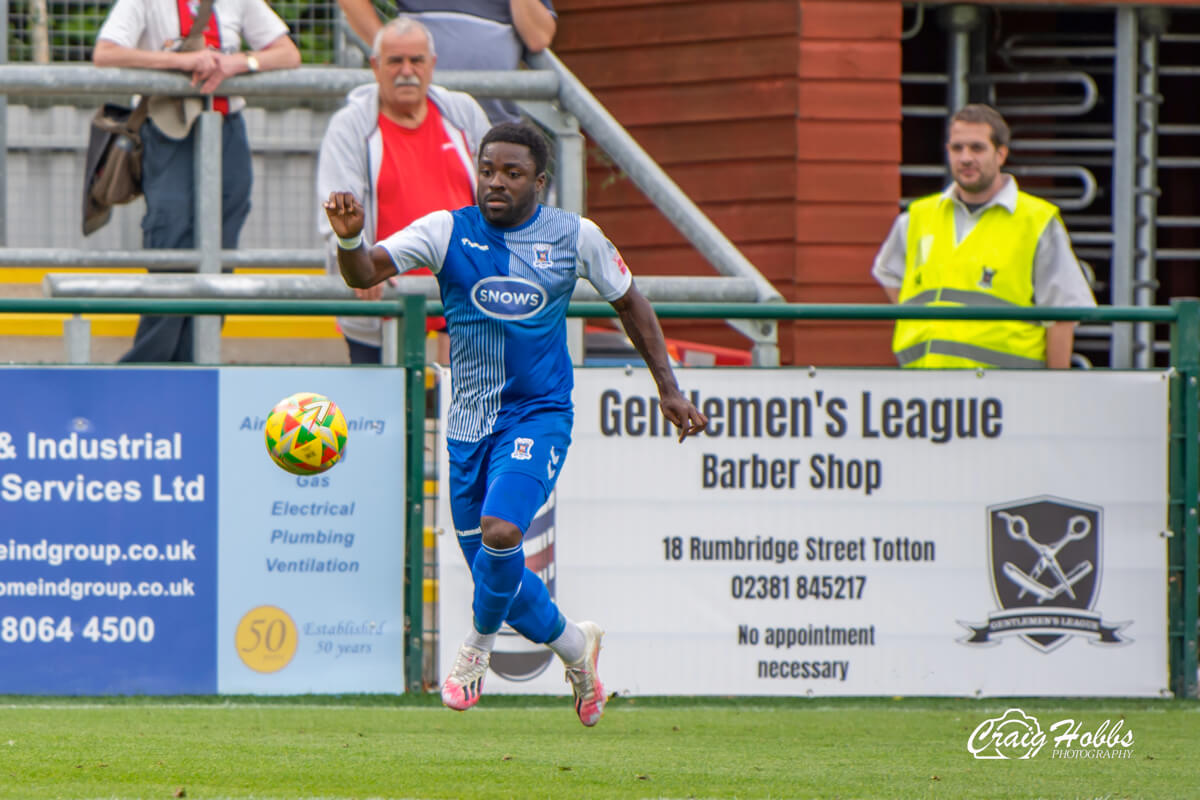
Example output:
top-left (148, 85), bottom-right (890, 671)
top-left (960, 497), bottom-right (1126, 653)
top-left (998, 511), bottom-right (1093, 604)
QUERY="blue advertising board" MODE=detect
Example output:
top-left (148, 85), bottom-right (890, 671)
top-left (0, 366), bottom-right (407, 694)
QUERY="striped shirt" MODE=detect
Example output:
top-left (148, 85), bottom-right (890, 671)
top-left (379, 204), bottom-right (632, 442)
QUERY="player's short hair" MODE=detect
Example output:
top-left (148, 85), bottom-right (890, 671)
top-left (372, 15), bottom-right (436, 58)
top-left (948, 103), bottom-right (1011, 149)
top-left (480, 122), bottom-right (550, 177)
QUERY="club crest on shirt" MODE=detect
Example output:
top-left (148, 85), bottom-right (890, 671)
top-left (979, 266), bottom-right (996, 289)
top-left (511, 437), bottom-right (534, 461)
top-left (533, 243), bottom-right (552, 266)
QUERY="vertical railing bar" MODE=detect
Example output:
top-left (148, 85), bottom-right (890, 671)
top-left (402, 293), bottom-right (427, 693)
top-left (1168, 297), bottom-right (1200, 697)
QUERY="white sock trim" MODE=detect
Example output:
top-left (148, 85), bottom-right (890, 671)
top-left (465, 629), bottom-right (496, 652)
top-left (548, 619), bottom-right (586, 664)
top-left (481, 542), bottom-right (523, 557)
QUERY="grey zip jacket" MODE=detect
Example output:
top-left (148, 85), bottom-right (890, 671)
top-left (317, 83), bottom-right (491, 347)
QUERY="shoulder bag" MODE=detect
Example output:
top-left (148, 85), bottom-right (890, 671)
top-left (81, 0), bottom-right (215, 235)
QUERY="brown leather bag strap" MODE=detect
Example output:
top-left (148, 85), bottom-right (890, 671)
top-left (179, 0), bottom-right (216, 52)
top-left (123, 0), bottom-right (213, 137)
top-left (128, 95), bottom-right (151, 130)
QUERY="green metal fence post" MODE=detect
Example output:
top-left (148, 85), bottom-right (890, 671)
top-left (402, 294), bottom-right (427, 693)
top-left (1168, 297), bottom-right (1200, 698)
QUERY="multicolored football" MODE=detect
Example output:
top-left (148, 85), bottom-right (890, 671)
top-left (264, 392), bottom-right (348, 475)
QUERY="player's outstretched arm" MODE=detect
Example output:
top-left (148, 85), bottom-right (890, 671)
top-left (323, 191), bottom-right (398, 289)
top-left (610, 284), bottom-right (708, 442)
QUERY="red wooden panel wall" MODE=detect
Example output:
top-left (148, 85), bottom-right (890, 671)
top-left (792, 0), bottom-right (899, 365)
top-left (554, 0), bottom-right (902, 365)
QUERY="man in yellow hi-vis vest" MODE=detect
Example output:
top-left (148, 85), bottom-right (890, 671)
top-left (872, 104), bottom-right (1095, 368)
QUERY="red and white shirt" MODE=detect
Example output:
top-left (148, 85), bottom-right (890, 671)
top-left (376, 103), bottom-right (475, 239)
top-left (97, 0), bottom-right (290, 115)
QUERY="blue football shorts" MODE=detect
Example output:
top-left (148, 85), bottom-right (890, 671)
top-left (447, 411), bottom-right (572, 535)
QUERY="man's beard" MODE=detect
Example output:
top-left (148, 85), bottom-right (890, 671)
top-left (955, 171), bottom-right (993, 195)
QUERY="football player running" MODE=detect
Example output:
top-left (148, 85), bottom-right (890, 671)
top-left (325, 122), bottom-right (707, 726)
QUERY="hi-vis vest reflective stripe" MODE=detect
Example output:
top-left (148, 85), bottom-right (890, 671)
top-left (893, 190), bottom-right (1059, 369)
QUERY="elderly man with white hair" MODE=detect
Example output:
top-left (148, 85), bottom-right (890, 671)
top-left (317, 16), bottom-right (491, 363)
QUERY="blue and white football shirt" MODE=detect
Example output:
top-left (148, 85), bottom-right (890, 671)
top-left (378, 204), bottom-right (632, 442)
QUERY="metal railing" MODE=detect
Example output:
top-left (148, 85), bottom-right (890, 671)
top-left (0, 61), bottom-right (783, 364)
top-left (39, 273), bottom-right (764, 365)
top-left (3, 295), bottom-right (1196, 699)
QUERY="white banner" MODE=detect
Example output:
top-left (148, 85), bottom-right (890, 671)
top-left (437, 368), bottom-right (1169, 697)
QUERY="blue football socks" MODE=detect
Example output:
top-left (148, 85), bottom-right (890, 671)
top-left (505, 576), bottom-right (565, 644)
top-left (458, 531), bottom-right (564, 643)
top-left (471, 542), bottom-right (525, 635)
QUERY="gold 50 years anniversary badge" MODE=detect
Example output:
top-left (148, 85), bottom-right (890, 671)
top-left (235, 605), bottom-right (298, 673)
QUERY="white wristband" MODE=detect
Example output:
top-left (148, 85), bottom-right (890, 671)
top-left (337, 233), bottom-right (363, 251)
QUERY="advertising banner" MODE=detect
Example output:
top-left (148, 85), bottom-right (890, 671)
top-left (437, 368), bottom-right (1169, 697)
top-left (0, 366), bottom-right (407, 694)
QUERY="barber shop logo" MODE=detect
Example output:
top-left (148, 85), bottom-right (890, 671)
top-left (959, 497), bottom-right (1129, 652)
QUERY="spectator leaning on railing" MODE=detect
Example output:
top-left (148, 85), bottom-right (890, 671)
top-left (92, 0), bottom-right (300, 363)
top-left (336, 0), bottom-right (556, 125)
top-left (871, 103), bottom-right (1096, 369)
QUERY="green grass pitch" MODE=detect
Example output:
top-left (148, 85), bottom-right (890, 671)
top-left (1, 695), bottom-right (1196, 799)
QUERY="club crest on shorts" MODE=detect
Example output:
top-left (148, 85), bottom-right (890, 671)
top-left (959, 496), bottom-right (1129, 653)
top-left (510, 437), bottom-right (534, 461)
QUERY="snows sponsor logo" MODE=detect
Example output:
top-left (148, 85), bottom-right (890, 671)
top-left (471, 276), bottom-right (547, 321)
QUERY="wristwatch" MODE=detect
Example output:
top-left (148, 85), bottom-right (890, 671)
top-left (245, 53), bottom-right (260, 73)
